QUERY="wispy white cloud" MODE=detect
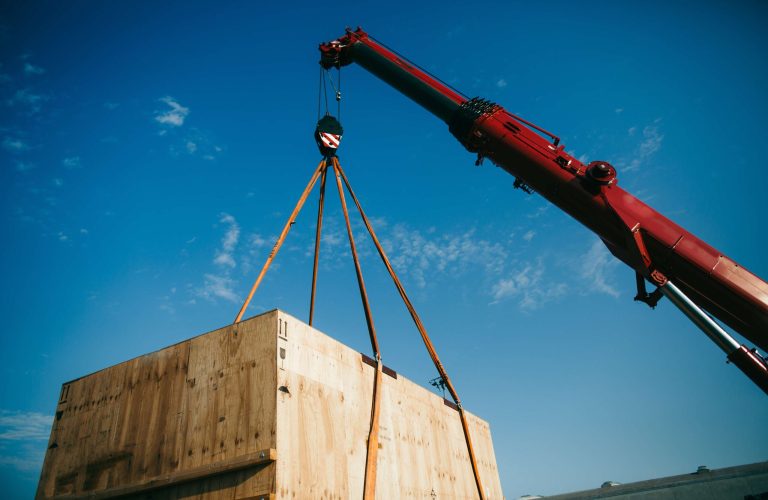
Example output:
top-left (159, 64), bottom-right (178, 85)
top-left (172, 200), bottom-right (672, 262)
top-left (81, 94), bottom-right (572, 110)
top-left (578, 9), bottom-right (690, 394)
top-left (239, 231), bottom-right (272, 276)
top-left (62, 156), bottom-right (81, 169)
top-left (185, 131), bottom-right (223, 159)
top-left (0, 447), bottom-right (46, 472)
top-left (23, 62), bottom-right (45, 76)
top-left (0, 409), bottom-right (50, 474)
top-left (300, 216), bottom-right (347, 264)
top-left (579, 239), bottom-right (620, 297)
top-left (198, 273), bottom-right (239, 303)
top-left (491, 259), bottom-right (567, 310)
top-left (526, 205), bottom-right (549, 219)
top-left (2, 136), bottom-right (29, 152)
top-left (196, 213), bottom-right (242, 303)
top-left (622, 122), bottom-right (663, 172)
top-left (249, 233), bottom-right (267, 249)
top-left (159, 287), bottom-right (178, 315)
top-left (155, 96), bottom-right (189, 127)
top-left (213, 213), bottom-right (240, 268)
top-left (189, 212), bottom-right (616, 313)
top-left (162, 126), bottom-right (223, 160)
top-left (496, 78), bottom-right (508, 88)
top-left (6, 88), bottom-right (46, 113)
top-left (0, 410), bottom-right (51, 441)
top-left (383, 224), bottom-right (507, 288)
top-left (522, 230), bottom-right (536, 242)
top-left (638, 125), bottom-right (663, 157)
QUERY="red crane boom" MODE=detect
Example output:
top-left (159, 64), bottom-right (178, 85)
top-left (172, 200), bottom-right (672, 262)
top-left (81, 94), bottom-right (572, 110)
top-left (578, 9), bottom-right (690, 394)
top-left (319, 28), bottom-right (768, 394)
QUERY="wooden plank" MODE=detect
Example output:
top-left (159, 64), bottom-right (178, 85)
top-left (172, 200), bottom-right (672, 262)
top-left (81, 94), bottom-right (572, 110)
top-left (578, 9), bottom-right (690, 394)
top-left (37, 311), bottom-right (279, 499)
top-left (52, 449), bottom-right (276, 499)
top-left (273, 310), bottom-right (504, 499)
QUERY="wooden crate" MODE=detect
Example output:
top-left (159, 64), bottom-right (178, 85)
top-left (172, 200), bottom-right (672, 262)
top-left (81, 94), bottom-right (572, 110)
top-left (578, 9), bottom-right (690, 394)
top-left (37, 309), bottom-right (503, 499)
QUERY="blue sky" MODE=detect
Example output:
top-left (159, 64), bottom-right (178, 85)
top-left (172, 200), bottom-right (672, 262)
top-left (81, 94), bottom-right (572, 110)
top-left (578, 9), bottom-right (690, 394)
top-left (1, 1), bottom-right (767, 498)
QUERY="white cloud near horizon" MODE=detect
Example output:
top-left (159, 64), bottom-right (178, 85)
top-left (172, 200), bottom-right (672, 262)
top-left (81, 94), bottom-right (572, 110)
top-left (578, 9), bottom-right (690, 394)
top-left (0, 410), bottom-right (51, 441)
top-left (155, 96), bottom-right (189, 127)
top-left (0, 409), bottom-right (51, 473)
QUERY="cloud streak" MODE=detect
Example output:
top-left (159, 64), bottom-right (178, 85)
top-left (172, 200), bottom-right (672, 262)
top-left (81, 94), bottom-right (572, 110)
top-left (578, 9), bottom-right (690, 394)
top-left (579, 239), bottom-right (620, 297)
top-left (213, 213), bottom-right (240, 268)
top-left (196, 213), bottom-right (242, 303)
top-left (6, 88), bottom-right (46, 113)
top-left (383, 224), bottom-right (507, 288)
top-left (189, 213), bottom-right (620, 313)
top-left (491, 259), bottom-right (567, 310)
top-left (23, 63), bottom-right (45, 76)
top-left (2, 136), bottom-right (29, 152)
top-left (623, 122), bottom-right (663, 172)
top-left (198, 273), bottom-right (239, 303)
top-left (0, 409), bottom-right (51, 474)
top-left (0, 410), bottom-right (51, 441)
top-left (155, 96), bottom-right (189, 127)
top-left (62, 156), bottom-right (81, 169)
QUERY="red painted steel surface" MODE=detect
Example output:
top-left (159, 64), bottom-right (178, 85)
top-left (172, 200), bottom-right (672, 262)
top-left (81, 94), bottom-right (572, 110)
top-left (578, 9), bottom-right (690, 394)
top-left (474, 110), bottom-right (768, 350)
top-left (320, 29), bottom-right (465, 106)
top-left (319, 29), bottom-right (768, 354)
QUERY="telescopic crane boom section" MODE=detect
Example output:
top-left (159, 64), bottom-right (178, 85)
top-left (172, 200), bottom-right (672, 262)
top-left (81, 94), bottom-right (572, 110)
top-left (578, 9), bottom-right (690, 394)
top-left (319, 28), bottom-right (768, 394)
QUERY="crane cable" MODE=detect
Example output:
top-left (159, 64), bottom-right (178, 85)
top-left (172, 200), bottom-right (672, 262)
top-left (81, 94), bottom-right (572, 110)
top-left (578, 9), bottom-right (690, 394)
top-left (318, 66), bottom-right (342, 121)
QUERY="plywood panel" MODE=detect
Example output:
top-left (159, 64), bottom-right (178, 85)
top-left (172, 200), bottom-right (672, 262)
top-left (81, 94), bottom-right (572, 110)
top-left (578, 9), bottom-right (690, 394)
top-left (37, 310), bottom-right (279, 499)
top-left (273, 311), bottom-right (503, 499)
top-left (273, 314), bottom-right (372, 498)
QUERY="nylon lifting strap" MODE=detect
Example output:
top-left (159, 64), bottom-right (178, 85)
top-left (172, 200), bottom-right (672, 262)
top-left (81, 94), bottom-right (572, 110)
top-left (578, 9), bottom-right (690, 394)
top-left (233, 156), bottom-right (485, 500)
top-left (335, 158), bottom-right (486, 500)
top-left (233, 158), bottom-right (325, 324)
top-left (331, 158), bottom-right (383, 499)
top-left (308, 165), bottom-right (328, 327)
